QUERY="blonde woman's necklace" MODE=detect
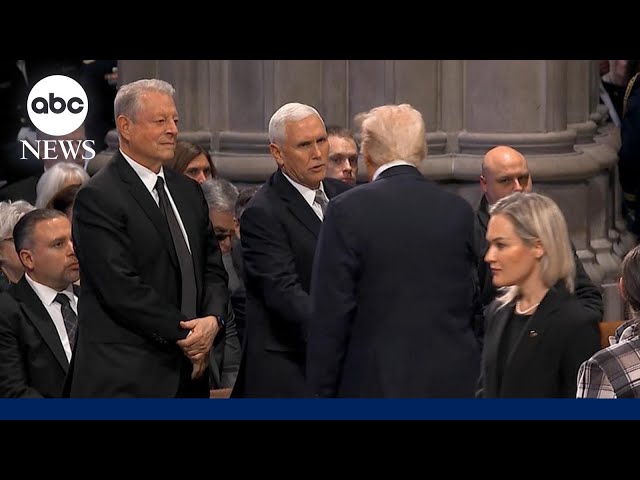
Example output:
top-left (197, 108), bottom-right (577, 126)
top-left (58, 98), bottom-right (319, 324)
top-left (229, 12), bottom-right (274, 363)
top-left (515, 301), bottom-right (540, 315)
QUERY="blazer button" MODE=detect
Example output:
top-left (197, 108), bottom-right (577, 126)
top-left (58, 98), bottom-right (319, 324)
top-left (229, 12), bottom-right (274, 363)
top-left (528, 330), bottom-right (538, 337)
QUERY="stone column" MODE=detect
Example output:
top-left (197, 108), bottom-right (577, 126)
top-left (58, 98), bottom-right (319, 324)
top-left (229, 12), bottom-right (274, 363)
top-left (105, 59), bottom-right (621, 319)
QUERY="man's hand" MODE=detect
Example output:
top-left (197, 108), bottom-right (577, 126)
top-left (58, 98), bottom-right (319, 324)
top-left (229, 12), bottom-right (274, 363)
top-left (177, 316), bottom-right (219, 361)
top-left (191, 354), bottom-right (208, 380)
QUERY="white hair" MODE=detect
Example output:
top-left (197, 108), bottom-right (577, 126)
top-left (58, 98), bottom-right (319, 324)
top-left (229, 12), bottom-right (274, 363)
top-left (268, 102), bottom-right (324, 145)
top-left (0, 200), bottom-right (35, 240)
top-left (36, 162), bottom-right (89, 209)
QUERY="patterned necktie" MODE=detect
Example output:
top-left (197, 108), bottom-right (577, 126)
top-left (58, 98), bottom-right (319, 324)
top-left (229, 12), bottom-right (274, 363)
top-left (54, 293), bottom-right (77, 347)
top-left (155, 177), bottom-right (197, 319)
top-left (314, 189), bottom-right (329, 216)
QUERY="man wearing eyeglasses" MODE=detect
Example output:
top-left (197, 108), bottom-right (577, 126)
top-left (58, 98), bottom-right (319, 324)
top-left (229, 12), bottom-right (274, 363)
top-left (473, 146), bottom-right (603, 344)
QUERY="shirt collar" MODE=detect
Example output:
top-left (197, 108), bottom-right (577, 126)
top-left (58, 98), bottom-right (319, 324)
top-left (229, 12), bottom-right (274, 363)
top-left (372, 160), bottom-right (415, 181)
top-left (120, 149), bottom-right (166, 195)
top-left (24, 273), bottom-right (76, 308)
top-left (281, 170), bottom-right (326, 209)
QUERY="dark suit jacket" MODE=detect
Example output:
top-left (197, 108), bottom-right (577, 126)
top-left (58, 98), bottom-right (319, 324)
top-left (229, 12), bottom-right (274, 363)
top-left (231, 169), bottom-right (350, 397)
top-left (68, 151), bottom-right (229, 397)
top-left (477, 285), bottom-right (601, 398)
top-left (209, 298), bottom-right (241, 389)
top-left (306, 165), bottom-right (481, 397)
top-left (0, 174), bottom-right (39, 205)
top-left (0, 277), bottom-right (79, 398)
top-left (474, 194), bottom-right (603, 335)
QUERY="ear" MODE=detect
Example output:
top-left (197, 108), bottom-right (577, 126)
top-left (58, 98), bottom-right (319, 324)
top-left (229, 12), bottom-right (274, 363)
top-left (116, 115), bottom-right (131, 142)
top-left (480, 174), bottom-right (488, 193)
top-left (532, 239), bottom-right (545, 260)
top-left (619, 277), bottom-right (626, 300)
top-left (19, 249), bottom-right (34, 271)
top-left (269, 143), bottom-right (284, 168)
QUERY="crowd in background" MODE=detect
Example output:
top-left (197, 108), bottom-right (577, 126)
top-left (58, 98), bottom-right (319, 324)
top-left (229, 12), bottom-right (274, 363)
top-left (0, 61), bottom-right (639, 398)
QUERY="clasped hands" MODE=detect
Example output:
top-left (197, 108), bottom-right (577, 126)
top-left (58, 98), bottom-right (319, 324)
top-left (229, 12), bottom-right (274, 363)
top-left (176, 316), bottom-right (220, 379)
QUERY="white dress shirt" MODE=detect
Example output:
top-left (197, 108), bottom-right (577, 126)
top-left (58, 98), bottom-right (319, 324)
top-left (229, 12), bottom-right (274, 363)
top-left (24, 274), bottom-right (77, 362)
top-left (372, 160), bottom-right (415, 182)
top-left (121, 149), bottom-right (192, 252)
top-left (281, 170), bottom-right (327, 220)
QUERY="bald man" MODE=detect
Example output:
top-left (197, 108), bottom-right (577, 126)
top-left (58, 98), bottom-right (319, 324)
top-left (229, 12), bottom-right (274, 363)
top-left (474, 146), bottom-right (603, 340)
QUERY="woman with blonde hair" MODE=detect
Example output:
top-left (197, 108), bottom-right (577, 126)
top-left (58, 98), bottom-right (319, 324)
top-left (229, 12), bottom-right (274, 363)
top-left (477, 192), bottom-right (601, 397)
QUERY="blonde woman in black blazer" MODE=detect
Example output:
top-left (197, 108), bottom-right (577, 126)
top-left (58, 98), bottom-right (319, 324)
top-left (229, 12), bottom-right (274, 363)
top-left (477, 192), bottom-right (601, 398)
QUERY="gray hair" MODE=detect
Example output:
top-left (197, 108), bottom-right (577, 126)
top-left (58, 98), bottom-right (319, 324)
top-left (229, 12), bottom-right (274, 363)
top-left (0, 200), bottom-right (36, 241)
top-left (268, 102), bottom-right (324, 145)
top-left (235, 185), bottom-right (260, 219)
top-left (489, 192), bottom-right (575, 306)
top-left (200, 178), bottom-right (239, 214)
top-left (35, 162), bottom-right (89, 209)
top-left (114, 78), bottom-right (175, 121)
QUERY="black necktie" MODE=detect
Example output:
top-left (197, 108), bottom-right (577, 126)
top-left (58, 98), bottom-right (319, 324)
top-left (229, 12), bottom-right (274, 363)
top-left (54, 293), bottom-right (77, 347)
top-left (155, 177), bottom-right (197, 319)
top-left (314, 189), bottom-right (329, 216)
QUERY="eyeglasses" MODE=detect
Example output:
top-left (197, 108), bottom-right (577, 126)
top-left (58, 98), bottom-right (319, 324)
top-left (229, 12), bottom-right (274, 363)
top-left (215, 232), bottom-right (234, 242)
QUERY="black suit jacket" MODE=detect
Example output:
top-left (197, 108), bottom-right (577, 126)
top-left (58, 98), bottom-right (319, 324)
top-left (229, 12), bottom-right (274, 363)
top-left (0, 277), bottom-right (79, 398)
top-left (477, 285), bottom-right (601, 398)
top-left (231, 169), bottom-right (350, 397)
top-left (68, 151), bottom-right (229, 397)
top-left (307, 165), bottom-right (481, 397)
top-left (0, 174), bottom-right (39, 205)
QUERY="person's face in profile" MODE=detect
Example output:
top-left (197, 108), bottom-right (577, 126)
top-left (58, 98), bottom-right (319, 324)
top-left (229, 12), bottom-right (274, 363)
top-left (271, 115), bottom-right (329, 190)
top-left (326, 135), bottom-right (358, 185)
top-left (184, 153), bottom-right (213, 184)
top-left (484, 213), bottom-right (542, 289)
top-left (125, 91), bottom-right (179, 166)
top-left (19, 217), bottom-right (79, 290)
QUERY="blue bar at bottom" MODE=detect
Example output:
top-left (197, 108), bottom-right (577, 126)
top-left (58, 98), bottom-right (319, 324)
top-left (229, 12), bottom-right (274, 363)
top-left (0, 398), bottom-right (631, 420)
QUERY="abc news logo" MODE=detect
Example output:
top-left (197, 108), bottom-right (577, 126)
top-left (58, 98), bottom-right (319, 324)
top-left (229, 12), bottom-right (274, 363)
top-left (21, 75), bottom-right (96, 162)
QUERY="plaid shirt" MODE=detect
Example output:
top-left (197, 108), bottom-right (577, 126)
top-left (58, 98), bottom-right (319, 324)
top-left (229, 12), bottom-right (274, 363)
top-left (576, 320), bottom-right (640, 398)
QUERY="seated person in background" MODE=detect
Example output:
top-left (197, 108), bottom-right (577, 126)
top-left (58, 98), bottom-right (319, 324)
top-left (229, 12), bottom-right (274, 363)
top-left (577, 245), bottom-right (640, 398)
top-left (0, 200), bottom-right (35, 291)
top-left (478, 192), bottom-right (601, 398)
top-left (36, 162), bottom-right (88, 209)
top-left (48, 184), bottom-right (81, 221)
top-left (167, 141), bottom-right (216, 184)
top-left (229, 185), bottom-right (260, 344)
top-left (200, 177), bottom-right (242, 392)
top-left (325, 125), bottom-right (358, 186)
top-left (0, 209), bottom-right (80, 397)
top-left (0, 124), bottom-right (88, 205)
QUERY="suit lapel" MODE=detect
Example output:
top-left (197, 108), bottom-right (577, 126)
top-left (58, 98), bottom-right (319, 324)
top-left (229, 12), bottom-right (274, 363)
top-left (273, 170), bottom-right (322, 238)
top-left (484, 303), bottom-right (511, 394)
top-left (11, 278), bottom-right (69, 371)
top-left (114, 153), bottom-right (178, 268)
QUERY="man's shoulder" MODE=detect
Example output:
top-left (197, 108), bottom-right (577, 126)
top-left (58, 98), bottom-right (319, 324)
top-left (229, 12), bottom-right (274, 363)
top-left (324, 177), bottom-right (352, 196)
